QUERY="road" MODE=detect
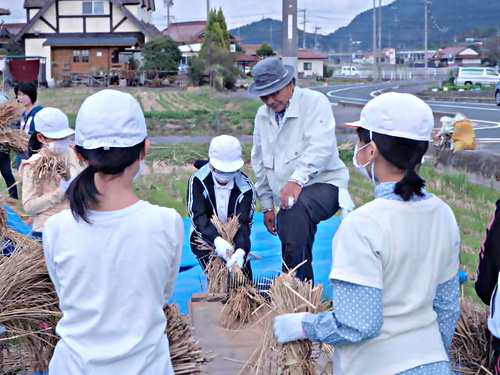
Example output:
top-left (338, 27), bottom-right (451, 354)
top-left (313, 81), bottom-right (500, 150)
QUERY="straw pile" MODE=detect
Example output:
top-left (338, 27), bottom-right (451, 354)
top-left (451, 298), bottom-right (494, 374)
top-left (0, 233), bottom-right (60, 373)
top-left (164, 304), bottom-right (213, 374)
top-left (28, 154), bottom-right (71, 191)
top-left (0, 102), bottom-right (28, 154)
top-left (250, 271), bottom-right (327, 375)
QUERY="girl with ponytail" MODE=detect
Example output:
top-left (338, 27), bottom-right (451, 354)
top-left (273, 93), bottom-right (461, 375)
top-left (42, 90), bottom-right (183, 375)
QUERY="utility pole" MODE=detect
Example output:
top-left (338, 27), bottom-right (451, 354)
top-left (314, 26), bottom-right (321, 50)
top-left (424, 0), bottom-right (429, 78)
top-left (378, 0), bottom-right (382, 51)
top-left (164, 0), bottom-right (173, 31)
top-left (282, 0), bottom-right (298, 75)
top-left (373, 0), bottom-right (378, 80)
top-left (298, 8), bottom-right (307, 49)
top-left (207, 0), bottom-right (210, 21)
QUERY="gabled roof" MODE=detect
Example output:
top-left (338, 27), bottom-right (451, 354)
top-left (0, 8), bottom-right (10, 16)
top-left (241, 44), bottom-right (262, 56)
top-left (164, 21), bottom-right (207, 44)
top-left (434, 46), bottom-right (479, 60)
top-left (0, 23), bottom-right (26, 37)
top-left (297, 49), bottom-right (327, 60)
top-left (16, 0), bottom-right (160, 42)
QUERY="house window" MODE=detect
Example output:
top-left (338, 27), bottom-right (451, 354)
top-left (73, 50), bottom-right (81, 63)
top-left (82, 50), bottom-right (90, 63)
top-left (82, 1), bottom-right (104, 15)
top-left (73, 50), bottom-right (90, 63)
top-left (304, 62), bottom-right (312, 71)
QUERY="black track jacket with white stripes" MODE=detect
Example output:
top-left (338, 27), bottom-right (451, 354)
top-left (187, 162), bottom-right (256, 254)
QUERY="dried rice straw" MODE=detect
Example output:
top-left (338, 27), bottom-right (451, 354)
top-left (450, 298), bottom-right (494, 374)
top-left (28, 153), bottom-right (71, 192)
top-left (192, 215), bottom-right (265, 327)
top-left (249, 270), bottom-right (328, 375)
top-left (164, 304), bottom-right (213, 374)
top-left (0, 103), bottom-right (28, 154)
top-left (0, 103), bottom-right (21, 129)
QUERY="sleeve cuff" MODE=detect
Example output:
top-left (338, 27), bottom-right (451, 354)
top-left (290, 170), bottom-right (310, 185)
top-left (260, 198), bottom-right (274, 212)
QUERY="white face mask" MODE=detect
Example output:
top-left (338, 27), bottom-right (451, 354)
top-left (352, 143), bottom-right (376, 184)
top-left (47, 138), bottom-right (72, 154)
top-left (134, 160), bottom-right (146, 180)
top-left (213, 171), bottom-right (237, 184)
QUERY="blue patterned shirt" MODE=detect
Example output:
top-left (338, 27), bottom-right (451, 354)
top-left (302, 182), bottom-right (459, 374)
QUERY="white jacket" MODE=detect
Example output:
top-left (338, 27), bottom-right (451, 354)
top-left (251, 87), bottom-right (349, 210)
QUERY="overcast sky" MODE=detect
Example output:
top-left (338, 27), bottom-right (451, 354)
top-left (0, 0), bottom-right (395, 35)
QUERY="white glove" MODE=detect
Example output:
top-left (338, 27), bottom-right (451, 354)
top-left (59, 175), bottom-right (75, 193)
top-left (226, 248), bottom-right (246, 269)
top-left (274, 312), bottom-right (308, 344)
top-left (213, 236), bottom-right (233, 261)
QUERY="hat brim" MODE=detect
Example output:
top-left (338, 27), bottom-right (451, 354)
top-left (210, 157), bottom-right (244, 173)
top-left (41, 128), bottom-right (75, 140)
top-left (248, 65), bottom-right (295, 97)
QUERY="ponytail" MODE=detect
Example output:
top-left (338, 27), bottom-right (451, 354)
top-left (66, 141), bottom-right (145, 223)
top-left (357, 128), bottom-right (428, 201)
top-left (66, 165), bottom-right (99, 223)
top-left (394, 158), bottom-right (425, 201)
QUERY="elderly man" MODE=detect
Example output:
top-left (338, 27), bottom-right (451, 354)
top-left (249, 58), bottom-right (351, 282)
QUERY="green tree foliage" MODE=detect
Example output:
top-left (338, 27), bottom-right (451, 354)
top-left (200, 8), bottom-right (231, 66)
top-left (188, 56), bottom-right (207, 86)
top-left (256, 43), bottom-right (275, 57)
top-left (142, 35), bottom-right (181, 73)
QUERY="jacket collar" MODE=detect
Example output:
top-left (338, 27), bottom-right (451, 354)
top-left (266, 86), bottom-right (301, 120)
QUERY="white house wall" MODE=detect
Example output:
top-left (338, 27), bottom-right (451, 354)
top-left (58, 1), bottom-right (110, 16)
top-left (28, 4), bottom-right (57, 33)
top-left (298, 59), bottom-right (324, 77)
top-left (114, 19), bottom-right (138, 32)
top-left (59, 18), bottom-right (84, 32)
top-left (24, 38), bottom-right (52, 82)
top-left (86, 17), bottom-right (110, 32)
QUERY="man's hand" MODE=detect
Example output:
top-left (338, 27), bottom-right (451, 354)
top-left (264, 211), bottom-right (277, 236)
top-left (279, 181), bottom-right (303, 210)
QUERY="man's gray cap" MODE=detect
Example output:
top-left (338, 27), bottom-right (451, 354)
top-left (248, 58), bottom-right (295, 97)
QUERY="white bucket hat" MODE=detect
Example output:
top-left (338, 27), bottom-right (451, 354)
top-left (209, 135), bottom-right (244, 172)
top-left (346, 92), bottom-right (434, 141)
top-left (75, 89), bottom-right (147, 149)
top-left (34, 107), bottom-right (75, 139)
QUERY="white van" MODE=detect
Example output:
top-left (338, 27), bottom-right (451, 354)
top-left (341, 66), bottom-right (361, 76)
top-left (455, 67), bottom-right (500, 86)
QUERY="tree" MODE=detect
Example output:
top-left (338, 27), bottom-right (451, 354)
top-left (188, 56), bottom-right (207, 86)
top-left (256, 43), bottom-right (275, 58)
top-left (142, 35), bottom-right (181, 73)
top-left (200, 8), bottom-right (231, 66)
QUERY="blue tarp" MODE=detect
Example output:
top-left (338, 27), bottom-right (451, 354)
top-left (170, 213), bottom-right (342, 313)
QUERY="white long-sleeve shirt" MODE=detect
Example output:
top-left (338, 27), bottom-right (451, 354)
top-left (43, 201), bottom-right (183, 375)
top-left (251, 86), bottom-right (349, 210)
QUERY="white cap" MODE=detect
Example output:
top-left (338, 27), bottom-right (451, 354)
top-left (34, 107), bottom-right (75, 139)
top-left (346, 92), bottom-right (434, 141)
top-left (209, 135), bottom-right (244, 172)
top-left (75, 89), bottom-right (147, 149)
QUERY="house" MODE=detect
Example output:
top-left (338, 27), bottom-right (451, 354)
top-left (14, 0), bottom-right (162, 84)
top-left (433, 46), bottom-right (481, 66)
top-left (297, 49), bottom-right (327, 78)
top-left (0, 23), bottom-right (27, 53)
top-left (164, 20), bottom-right (242, 50)
top-left (0, 8), bottom-right (11, 16)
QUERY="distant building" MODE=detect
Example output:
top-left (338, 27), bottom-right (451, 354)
top-left (432, 46), bottom-right (481, 66)
top-left (296, 49), bottom-right (327, 77)
top-left (163, 21), bottom-right (242, 49)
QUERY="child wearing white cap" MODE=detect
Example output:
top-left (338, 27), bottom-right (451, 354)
top-left (19, 107), bottom-right (83, 238)
top-left (42, 89), bottom-right (183, 375)
top-left (188, 135), bottom-right (256, 278)
top-left (273, 93), bottom-right (460, 375)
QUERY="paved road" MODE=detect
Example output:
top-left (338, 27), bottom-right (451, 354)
top-left (314, 81), bottom-right (500, 150)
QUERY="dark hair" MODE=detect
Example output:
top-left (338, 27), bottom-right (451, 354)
top-left (357, 128), bottom-right (429, 201)
top-left (28, 131), bottom-right (43, 156)
top-left (67, 140), bottom-right (146, 223)
top-left (14, 82), bottom-right (38, 104)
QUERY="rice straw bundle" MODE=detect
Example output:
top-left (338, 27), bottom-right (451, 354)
top-left (164, 304), bottom-right (213, 374)
top-left (0, 103), bottom-right (21, 129)
top-left (0, 234), bottom-right (61, 373)
top-left (250, 271), bottom-right (327, 375)
top-left (450, 298), bottom-right (493, 374)
top-left (29, 154), bottom-right (71, 190)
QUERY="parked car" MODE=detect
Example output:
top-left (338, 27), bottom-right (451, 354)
top-left (340, 66), bottom-right (361, 76)
top-left (495, 81), bottom-right (500, 106)
top-left (455, 67), bottom-right (500, 86)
